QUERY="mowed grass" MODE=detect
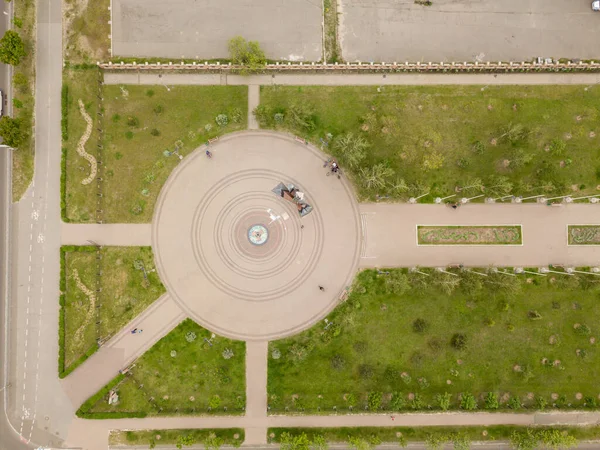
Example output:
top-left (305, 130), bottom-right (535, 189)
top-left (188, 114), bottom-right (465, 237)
top-left (109, 428), bottom-right (244, 446)
top-left (101, 85), bottom-right (247, 223)
top-left (268, 268), bottom-right (600, 413)
top-left (257, 85), bottom-right (600, 201)
top-left (63, 68), bottom-right (100, 222)
top-left (63, 246), bottom-right (165, 371)
top-left (88, 319), bottom-right (246, 415)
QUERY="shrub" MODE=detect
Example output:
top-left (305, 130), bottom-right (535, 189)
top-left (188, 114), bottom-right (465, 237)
top-left (228, 36), bottom-right (266, 69)
top-left (145, 89), bottom-right (154, 97)
top-left (400, 372), bottom-right (412, 384)
top-left (574, 323), bottom-right (591, 336)
top-left (330, 354), bottom-right (345, 370)
top-left (215, 114), bottom-right (229, 126)
top-left (288, 344), bottom-right (310, 363)
top-left (472, 140), bottom-right (485, 154)
top-left (287, 103), bottom-right (316, 132)
top-left (185, 331), bottom-right (197, 342)
top-left (549, 138), bottom-right (566, 155)
top-left (412, 318), bottom-right (429, 333)
top-left (112, 114), bottom-right (120, 122)
top-left (345, 393), bottom-right (357, 407)
top-left (126, 116), bottom-right (139, 127)
top-left (125, 131), bottom-right (134, 140)
top-left (274, 112), bottom-right (284, 123)
top-left (208, 395), bottom-right (221, 410)
top-left (150, 128), bottom-right (160, 136)
top-left (527, 310), bottom-right (542, 320)
top-left (384, 271), bottom-right (409, 295)
top-left (460, 393), bottom-right (477, 410)
top-left (427, 337), bottom-right (443, 352)
top-left (222, 348), bottom-right (234, 359)
top-left (535, 396), bottom-right (547, 411)
top-left (367, 391), bottom-right (382, 410)
top-left (424, 433), bottom-right (448, 450)
top-left (436, 392), bottom-right (451, 411)
top-left (417, 377), bottom-right (429, 389)
top-left (390, 392), bottom-right (405, 410)
top-left (484, 392), bottom-right (499, 410)
top-left (358, 364), bottom-right (374, 379)
top-left (0, 30), bottom-right (26, 65)
top-left (508, 396), bottom-right (522, 410)
top-left (176, 434), bottom-right (195, 449)
top-left (410, 393), bottom-right (425, 410)
top-left (484, 318), bottom-right (495, 327)
top-left (13, 17), bottom-right (23, 28)
top-left (61, 84), bottom-right (69, 141)
top-left (271, 348), bottom-right (281, 359)
top-left (451, 333), bottom-right (467, 350)
top-left (153, 105), bottom-right (164, 114)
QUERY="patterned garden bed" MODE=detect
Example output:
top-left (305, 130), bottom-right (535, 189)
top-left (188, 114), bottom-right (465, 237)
top-left (568, 225), bottom-right (600, 245)
top-left (418, 225), bottom-right (522, 245)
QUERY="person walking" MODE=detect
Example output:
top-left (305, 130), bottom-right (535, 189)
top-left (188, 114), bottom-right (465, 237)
top-left (318, 285), bottom-right (325, 291)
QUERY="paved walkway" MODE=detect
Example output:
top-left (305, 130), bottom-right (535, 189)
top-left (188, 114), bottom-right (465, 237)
top-left (104, 72), bottom-right (600, 87)
top-left (244, 341), bottom-right (268, 445)
top-left (359, 203), bottom-right (600, 268)
top-left (61, 294), bottom-right (185, 409)
top-left (248, 85), bottom-right (260, 130)
top-left (61, 223), bottom-right (152, 246)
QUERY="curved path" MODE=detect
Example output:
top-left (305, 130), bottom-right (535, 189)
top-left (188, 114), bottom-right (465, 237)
top-left (152, 131), bottom-right (361, 341)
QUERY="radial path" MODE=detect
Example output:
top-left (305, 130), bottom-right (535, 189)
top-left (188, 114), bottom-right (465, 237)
top-left (152, 131), bottom-right (361, 340)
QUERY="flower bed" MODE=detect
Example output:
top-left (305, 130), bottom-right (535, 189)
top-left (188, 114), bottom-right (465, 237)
top-left (568, 225), bottom-right (600, 245)
top-left (417, 225), bottom-right (522, 245)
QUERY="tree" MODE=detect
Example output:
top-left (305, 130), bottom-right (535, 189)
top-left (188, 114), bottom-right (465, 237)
top-left (334, 132), bottom-right (369, 168)
top-left (359, 163), bottom-right (395, 191)
top-left (176, 434), bottom-right (195, 449)
top-left (387, 177), bottom-right (409, 196)
top-left (280, 432), bottom-right (311, 450)
top-left (459, 178), bottom-right (484, 192)
top-left (204, 433), bottom-right (224, 450)
top-left (0, 116), bottom-right (24, 148)
top-left (228, 36), bottom-right (266, 70)
top-left (310, 435), bottom-right (328, 450)
top-left (486, 176), bottom-right (513, 197)
top-left (385, 271), bottom-right (409, 295)
top-left (538, 429), bottom-right (577, 449)
top-left (0, 30), bottom-right (26, 65)
top-left (509, 429), bottom-right (538, 450)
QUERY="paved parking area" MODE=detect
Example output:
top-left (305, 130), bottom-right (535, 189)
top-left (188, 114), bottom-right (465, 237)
top-left (111, 0), bottom-right (323, 60)
top-left (339, 0), bottom-right (600, 62)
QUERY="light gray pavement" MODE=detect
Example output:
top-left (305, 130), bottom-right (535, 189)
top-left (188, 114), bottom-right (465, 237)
top-left (103, 72), bottom-right (600, 87)
top-left (152, 131), bottom-right (361, 340)
top-left (244, 341), bottom-right (268, 445)
top-left (61, 223), bottom-right (152, 246)
top-left (339, 0), bottom-right (600, 63)
top-left (111, 0), bottom-right (322, 61)
top-left (359, 203), bottom-right (600, 268)
top-left (248, 85), bottom-right (260, 130)
top-left (7, 0), bottom-right (74, 446)
top-left (61, 293), bottom-right (185, 410)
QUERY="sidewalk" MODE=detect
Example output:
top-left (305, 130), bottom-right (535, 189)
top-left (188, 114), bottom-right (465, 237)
top-left (61, 223), bottom-right (152, 246)
top-left (104, 72), bottom-right (600, 87)
top-left (359, 203), bottom-right (600, 268)
top-left (60, 294), bottom-right (185, 409)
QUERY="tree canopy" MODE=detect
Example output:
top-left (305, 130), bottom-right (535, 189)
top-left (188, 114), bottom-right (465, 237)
top-left (0, 30), bottom-right (26, 66)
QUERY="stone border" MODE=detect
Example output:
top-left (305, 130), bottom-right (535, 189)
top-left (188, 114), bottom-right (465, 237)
top-left (98, 59), bottom-right (600, 74)
top-left (567, 225), bottom-right (600, 246)
top-left (417, 225), bottom-right (523, 246)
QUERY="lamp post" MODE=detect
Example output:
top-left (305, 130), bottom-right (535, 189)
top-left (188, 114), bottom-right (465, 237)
top-left (409, 267), bottom-right (430, 276)
top-left (409, 192), bottom-right (430, 204)
top-left (436, 267), bottom-right (459, 277)
top-left (460, 194), bottom-right (484, 204)
top-left (539, 267), bottom-right (573, 276)
top-left (512, 194), bottom-right (545, 203)
top-left (435, 194), bottom-right (455, 204)
top-left (514, 267), bottom-right (546, 276)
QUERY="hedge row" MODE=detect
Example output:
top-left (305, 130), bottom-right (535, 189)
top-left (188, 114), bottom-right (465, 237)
top-left (60, 147), bottom-right (68, 222)
top-left (61, 84), bottom-right (68, 142)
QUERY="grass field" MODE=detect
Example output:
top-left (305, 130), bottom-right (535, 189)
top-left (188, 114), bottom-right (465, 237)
top-left (256, 86), bottom-right (600, 202)
top-left (109, 428), bottom-right (244, 447)
top-left (86, 319), bottom-right (246, 416)
top-left (63, 0), bottom-right (110, 63)
top-left (63, 80), bottom-right (247, 223)
top-left (62, 68), bottom-right (101, 222)
top-left (61, 246), bottom-right (165, 374)
top-left (268, 426), bottom-right (600, 448)
top-left (11, 0), bottom-right (36, 201)
top-left (268, 268), bottom-right (600, 413)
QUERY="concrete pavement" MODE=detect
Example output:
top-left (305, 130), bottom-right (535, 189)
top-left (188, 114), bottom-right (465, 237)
top-left (61, 223), bottom-right (152, 246)
top-left (103, 72), bottom-right (600, 87)
top-left (61, 294), bottom-right (185, 410)
top-left (359, 203), bottom-right (600, 268)
top-left (245, 341), bottom-right (268, 445)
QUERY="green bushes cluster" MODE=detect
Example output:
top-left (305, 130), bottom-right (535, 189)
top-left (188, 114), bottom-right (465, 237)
top-left (61, 84), bottom-right (69, 141)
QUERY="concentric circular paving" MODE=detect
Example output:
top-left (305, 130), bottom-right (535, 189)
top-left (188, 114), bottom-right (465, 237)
top-left (152, 131), bottom-right (361, 340)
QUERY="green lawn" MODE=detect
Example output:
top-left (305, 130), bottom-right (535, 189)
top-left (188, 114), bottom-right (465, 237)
top-left (84, 319), bottom-right (246, 416)
top-left (61, 246), bottom-right (165, 376)
top-left (11, 0), bottom-right (36, 201)
top-left (269, 426), bottom-right (600, 448)
top-left (256, 85), bottom-right (600, 201)
top-left (109, 428), bottom-right (244, 447)
top-left (268, 268), bottom-right (600, 413)
top-left (63, 68), bottom-right (101, 222)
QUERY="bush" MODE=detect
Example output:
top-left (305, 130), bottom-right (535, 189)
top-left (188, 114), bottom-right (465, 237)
top-left (508, 396), bottom-right (522, 410)
top-left (535, 396), bottom-right (547, 411)
top-left (527, 310), bottom-right (542, 320)
top-left (436, 392), bottom-right (451, 411)
top-left (153, 105), bottom-right (164, 114)
top-left (574, 323), bottom-right (591, 336)
top-left (367, 391), bottom-right (382, 410)
top-left (472, 140), bottom-right (485, 154)
top-left (334, 132), bottom-right (369, 168)
top-left (410, 393), bottom-right (425, 410)
top-left (287, 103), bottom-right (316, 132)
top-left (208, 395), bottom-right (221, 410)
top-left (145, 89), bottom-right (154, 97)
top-left (330, 354), bottom-right (345, 370)
top-left (215, 114), bottom-right (229, 127)
top-left (412, 318), bottom-right (429, 333)
top-left (12, 98), bottom-right (22, 108)
top-left (384, 271), bottom-right (409, 295)
top-left (0, 30), bottom-right (26, 65)
top-left (13, 17), bottom-right (22, 28)
top-left (150, 128), bottom-right (160, 136)
top-left (484, 392), bottom-right (499, 410)
top-left (126, 116), bottom-right (139, 127)
top-left (451, 333), bottom-right (467, 350)
top-left (390, 392), bottom-right (405, 410)
top-left (358, 364), bottom-right (374, 379)
top-left (125, 131), bottom-right (134, 140)
top-left (460, 393), bottom-right (477, 410)
top-left (228, 36), bottom-right (266, 70)
top-left (112, 114), bottom-right (120, 122)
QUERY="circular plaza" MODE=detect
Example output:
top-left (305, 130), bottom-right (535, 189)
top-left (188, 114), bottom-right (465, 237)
top-left (152, 131), bottom-right (361, 340)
